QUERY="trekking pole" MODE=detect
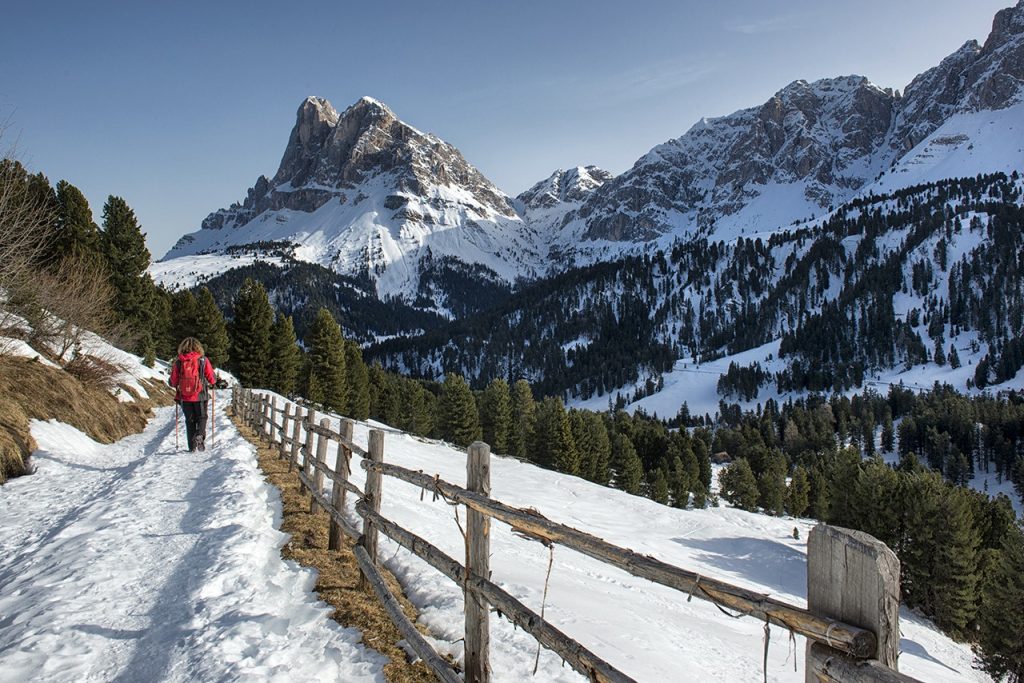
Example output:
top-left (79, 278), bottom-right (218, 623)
top-left (175, 402), bottom-right (179, 452)
top-left (211, 389), bottom-right (216, 448)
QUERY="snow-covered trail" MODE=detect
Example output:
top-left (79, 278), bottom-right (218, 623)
top-left (0, 406), bottom-right (386, 683)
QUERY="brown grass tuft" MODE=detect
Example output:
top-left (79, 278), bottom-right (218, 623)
top-left (232, 414), bottom-right (440, 683)
top-left (0, 356), bottom-right (174, 484)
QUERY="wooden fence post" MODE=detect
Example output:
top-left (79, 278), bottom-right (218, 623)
top-left (279, 402), bottom-right (292, 460)
top-left (269, 397), bottom-right (279, 445)
top-left (805, 524), bottom-right (901, 682)
top-left (465, 441), bottom-right (492, 683)
top-left (302, 408), bottom-right (317, 491)
top-left (257, 394), bottom-right (266, 437)
top-left (310, 417), bottom-right (330, 514)
top-left (329, 419), bottom-right (354, 551)
top-left (289, 405), bottom-right (304, 472)
top-left (263, 396), bottom-right (273, 442)
top-left (360, 429), bottom-right (385, 589)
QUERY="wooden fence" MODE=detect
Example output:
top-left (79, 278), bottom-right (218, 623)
top-left (232, 388), bottom-right (921, 683)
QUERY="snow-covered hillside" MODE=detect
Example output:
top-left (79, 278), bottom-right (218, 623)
top-left (273, 395), bottom-right (989, 682)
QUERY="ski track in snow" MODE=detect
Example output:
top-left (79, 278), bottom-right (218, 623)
top-left (0, 407), bottom-right (386, 683)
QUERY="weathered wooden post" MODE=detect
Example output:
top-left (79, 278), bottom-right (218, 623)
top-left (279, 402), bottom-right (292, 460)
top-left (300, 408), bottom-right (317, 498)
top-left (263, 396), bottom-right (273, 442)
top-left (310, 417), bottom-right (330, 515)
top-left (258, 394), bottom-right (268, 438)
top-left (329, 418), bottom-right (354, 551)
top-left (805, 524), bottom-right (901, 682)
top-left (465, 441), bottom-right (492, 683)
top-left (274, 397), bottom-right (283, 444)
top-left (359, 429), bottom-right (385, 589)
top-left (289, 405), bottom-right (304, 472)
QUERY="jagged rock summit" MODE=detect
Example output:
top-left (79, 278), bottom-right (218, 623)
top-left (158, 2), bottom-right (1024, 311)
top-left (561, 1), bottom-right (1024, 249)
top-left (164, 95), bottom-right (540, 308)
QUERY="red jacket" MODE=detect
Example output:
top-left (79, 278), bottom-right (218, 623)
top-left (170, 352), bottom-right (217, 402)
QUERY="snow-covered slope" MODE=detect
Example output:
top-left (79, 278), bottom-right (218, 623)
top-left (271, 394), bottom-right (989, 682)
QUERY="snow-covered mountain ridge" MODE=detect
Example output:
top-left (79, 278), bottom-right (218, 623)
top-left (158, 1), bottom-right (1024, 310)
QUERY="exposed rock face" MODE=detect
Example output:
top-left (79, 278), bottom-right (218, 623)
top-left (165, 96), bottom-right (536, 307)
top-left (517, 166), bottom-right (614, 210)
top-left (574, 76), bottom-right (896, 242)
top-left (162, 2), bottom-right (1024, 311)
top-left (569, 1), bottom-right (1024, 245)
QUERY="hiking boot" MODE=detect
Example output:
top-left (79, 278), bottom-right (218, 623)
top-left (196, 434), bottom-right (206, 452)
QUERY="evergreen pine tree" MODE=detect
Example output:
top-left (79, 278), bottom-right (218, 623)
top-left (881, 416), bottom-right (895, 453)
top-left (479, 378), bottom-right (512, 453)
top-left (101, 195), bottom-right (160, 356)
top-left (651, 468), bottom-right (669, 504)
top-left (440, 374), bottom-right (481, 447)
top-left (718, 458), bottom-right (759, 511)
top-left (194, 287), bottom-right (230, 367)
top-left (345, 341), bottom-right (371, 420)
top-left (50, 180), bottom-right (102, 266)
top-left (787, 465), bottom-right (810, 517)
top-left (949, 344), bottom-right (961, 369)
top-left (167, 289), bottom-right (198, 355)
top-left (976, 527), bottom-right (1024, 682)
top-left (612, 433), bottom-right (644, 495)
top-left (757, 452), bottom-right (787, 515)
top-left (531, 396), bottom-right (579, 473)
top-left (268, 312), bottom-right (302, 396)
top-left (934, 339), bottom-right (946, 366)
top-left (228, 279), bottom-right (274, 387)
top-left (669, 456), bottom-right (690, 508)
top-left (307, 308), bottom-right (347, 414)
top-left (928, 487), bottom-right (980, 638)
top-left (509, 379), bottom-right (536, 460)
top-left (583, 411), bottom-right (611, 485)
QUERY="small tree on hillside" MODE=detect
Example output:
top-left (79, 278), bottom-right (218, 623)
top-left (345, 340), bottom-right (371, 420)
top-left (268, 312), bottom-right (302, 396)
top-left (101, 195), bottom-right (162, 357)
top-left (976, 527), bottom-right (1024, 682)
top-left (479, 378), bottom-right (511, 454)
top-left (440, 374), bottom-right (480, 447)
top-left (787, 465), bottom-right (810, 517)
top-left (719, 458), bottom-right (759, 512)
top-left (194, 287), bottom-right (230, 368)
top-left (307, 308), bottom-right (347, 413)
top-left (509, 379), bottom-right (536, 460)
top-left (228, 278), bottom-right (274, 387)
top-left (612, 433), bottom-right (643, 495)
top-left (49, 180), bottom-right (102, 266)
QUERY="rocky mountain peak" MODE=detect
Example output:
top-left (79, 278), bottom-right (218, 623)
top-left (518, 165), bottom-right (612, 210)
top-left (985, 0), bottom-right (1024, 53)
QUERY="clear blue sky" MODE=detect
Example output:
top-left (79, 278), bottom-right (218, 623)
top-left (0, 0), bottom-right (1010, 258)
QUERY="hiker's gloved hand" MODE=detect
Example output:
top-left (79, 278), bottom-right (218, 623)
top-left (215, 378), bottom-right (229, 390)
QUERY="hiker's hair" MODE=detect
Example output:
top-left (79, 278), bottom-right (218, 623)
top-left (177, 337), bottom-right (204, 356)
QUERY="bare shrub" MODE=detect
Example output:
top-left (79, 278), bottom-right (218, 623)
top-left (30, 255), bottom-right (115, 361)
top-left (0, 134), bottom-right (52, 292)
top-left (63, 351), bottom-right (125, 393)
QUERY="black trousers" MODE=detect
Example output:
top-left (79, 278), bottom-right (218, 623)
top-left (180, 400), bottom-right (208, 450)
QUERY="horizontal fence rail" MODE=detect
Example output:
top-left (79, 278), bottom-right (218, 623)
top-left (232, 388), bottom-right (919, 683)
top-left (359, 459), bottom-right (876, 659)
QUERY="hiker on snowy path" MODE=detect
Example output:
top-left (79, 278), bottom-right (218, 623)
top-left (169, 337), bottom-right (221, 452)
